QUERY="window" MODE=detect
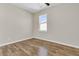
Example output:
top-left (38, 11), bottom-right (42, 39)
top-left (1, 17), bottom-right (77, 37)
top-left (39, 14), bottom-right (47, 32)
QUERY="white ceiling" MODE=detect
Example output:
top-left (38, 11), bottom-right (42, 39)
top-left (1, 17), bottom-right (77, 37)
top-left (11, 3), bottom-right (59, 13)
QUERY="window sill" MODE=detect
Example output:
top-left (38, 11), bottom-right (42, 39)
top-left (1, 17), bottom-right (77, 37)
top-left (39, 31), bottom-right (47, 33)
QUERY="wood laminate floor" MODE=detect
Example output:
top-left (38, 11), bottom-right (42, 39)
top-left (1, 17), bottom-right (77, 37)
top-left (0, 38), bottom-right (79, 56)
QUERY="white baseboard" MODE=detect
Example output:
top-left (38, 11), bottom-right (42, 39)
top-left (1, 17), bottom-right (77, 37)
top-left (0, 37), bottom-right (79, 49)
top-left (0, 37), bottom-right (32, 47)
top-left (34, 37), bottom-right (79, 48)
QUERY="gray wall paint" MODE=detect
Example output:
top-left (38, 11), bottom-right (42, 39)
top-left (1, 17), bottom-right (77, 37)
top-left (33, 4), bottom-right (79, 47)
top-left (0, 3), bottom-right (79, 48)
top-left (0, 4), bottom-right (33, 44)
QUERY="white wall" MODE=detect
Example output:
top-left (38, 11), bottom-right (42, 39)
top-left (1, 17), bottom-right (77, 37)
top-left (0, 4), bottom-right (33, 45)
top-left (33, 4), bottom-right (79, 48)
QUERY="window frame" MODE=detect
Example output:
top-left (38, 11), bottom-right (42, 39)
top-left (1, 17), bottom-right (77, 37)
top-left (39, 14), bottom-right (47, 32)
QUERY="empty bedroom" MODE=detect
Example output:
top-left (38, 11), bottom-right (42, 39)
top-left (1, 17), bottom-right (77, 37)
top-left (0, 3), bottom-right (78, 56)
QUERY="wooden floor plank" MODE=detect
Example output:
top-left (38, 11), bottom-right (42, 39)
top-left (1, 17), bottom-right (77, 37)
top-left (0, 38), bottom-right (78, 56)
